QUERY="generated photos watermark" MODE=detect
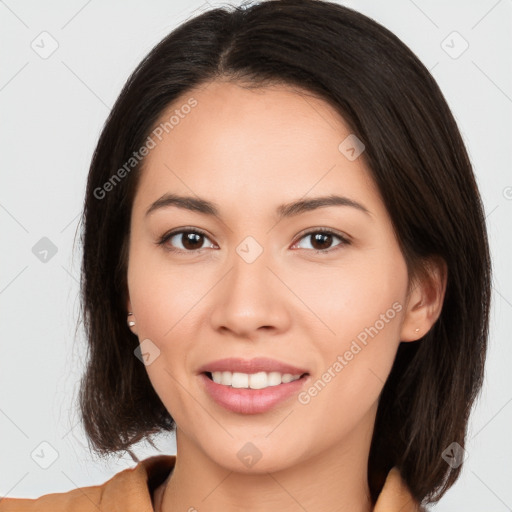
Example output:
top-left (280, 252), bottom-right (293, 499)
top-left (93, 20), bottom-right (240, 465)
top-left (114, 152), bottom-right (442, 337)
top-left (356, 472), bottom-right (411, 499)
top-left (93, 97), bottom-right (198, 200)
top-left (297, 301), bottom-right (403, 405)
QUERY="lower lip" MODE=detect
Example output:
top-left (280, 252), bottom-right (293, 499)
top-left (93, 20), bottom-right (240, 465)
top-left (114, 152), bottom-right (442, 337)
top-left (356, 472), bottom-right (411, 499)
top-left (199, 373), bottom-right (310, 414)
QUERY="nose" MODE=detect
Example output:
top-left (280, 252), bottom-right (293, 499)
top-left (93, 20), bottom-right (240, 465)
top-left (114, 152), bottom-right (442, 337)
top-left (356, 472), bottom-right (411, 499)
top-left (209, 246), bottom-right (292, 340)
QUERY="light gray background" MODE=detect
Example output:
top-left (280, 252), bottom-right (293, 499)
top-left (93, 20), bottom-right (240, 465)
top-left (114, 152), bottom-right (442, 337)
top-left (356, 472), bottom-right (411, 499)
top-left (1, 0), bottom-right (511, 509)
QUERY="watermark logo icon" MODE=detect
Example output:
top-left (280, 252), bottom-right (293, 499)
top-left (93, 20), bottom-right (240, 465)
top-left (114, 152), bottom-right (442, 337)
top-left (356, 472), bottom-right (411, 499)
top-left (32, 237), bottom-right (58, 263)
top-left (236, 236), bottom-right (263, 264)
top-left (441, 31), bottom-right (469, 59)
top-left (31, 31), bottom-right (59, 59)
top-left (441, 441), bottom-right (467, 468)
top-left (134, 338), bottom-right (161, 365)
top-left (237, 442), bottom-right (263, 468)
top-left (338, 134), bottom-right (365, 161)
top-left (31, 441), bottom-right (59, 469)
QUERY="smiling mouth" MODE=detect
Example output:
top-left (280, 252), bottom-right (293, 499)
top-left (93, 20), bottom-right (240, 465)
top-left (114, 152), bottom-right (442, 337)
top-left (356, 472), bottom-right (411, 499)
top-left (203, 371), bottom-right (309, 387)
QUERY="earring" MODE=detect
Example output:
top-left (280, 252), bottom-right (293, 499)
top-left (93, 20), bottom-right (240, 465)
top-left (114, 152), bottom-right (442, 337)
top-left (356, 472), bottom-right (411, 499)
top-left (127, 312), bottom-right (136, 327)
top-left (415, 328), bottom-right (420, 333)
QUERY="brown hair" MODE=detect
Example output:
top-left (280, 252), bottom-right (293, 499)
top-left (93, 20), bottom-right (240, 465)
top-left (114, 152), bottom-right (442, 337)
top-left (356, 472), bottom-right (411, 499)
top-left (77, 0), bottom-right (491, 505)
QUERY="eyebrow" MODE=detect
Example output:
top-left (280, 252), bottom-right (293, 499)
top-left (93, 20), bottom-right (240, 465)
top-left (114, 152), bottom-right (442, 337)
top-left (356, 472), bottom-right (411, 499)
top-left (145, 193), bottom-right (371, 219)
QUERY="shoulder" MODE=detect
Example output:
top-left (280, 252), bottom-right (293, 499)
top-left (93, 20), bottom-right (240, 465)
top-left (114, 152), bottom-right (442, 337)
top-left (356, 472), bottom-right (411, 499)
top-left (0, 455), bottom-right (175, 512)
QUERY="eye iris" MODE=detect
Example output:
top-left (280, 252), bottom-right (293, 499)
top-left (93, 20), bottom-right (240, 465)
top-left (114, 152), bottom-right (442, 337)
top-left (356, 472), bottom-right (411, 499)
top-left (311, 232), bottom-right (332, 250)
top-left (182, 232), bottom-right (203, 250)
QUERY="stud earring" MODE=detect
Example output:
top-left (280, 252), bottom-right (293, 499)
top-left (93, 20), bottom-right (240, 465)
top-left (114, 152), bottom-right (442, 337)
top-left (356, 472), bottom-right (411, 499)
top-left (415, 328), bottom-right (420, 333)
top-left (127, 312), bottom-right (136, 327)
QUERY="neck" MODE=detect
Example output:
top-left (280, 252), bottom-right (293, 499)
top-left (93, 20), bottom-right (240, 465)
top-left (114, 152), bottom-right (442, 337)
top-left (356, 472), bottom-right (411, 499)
top-left (157, 423), bottom-right (375, 512)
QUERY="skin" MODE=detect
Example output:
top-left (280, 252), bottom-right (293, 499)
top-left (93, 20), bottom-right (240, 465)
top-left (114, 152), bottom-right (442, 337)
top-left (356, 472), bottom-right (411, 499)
top-left (125, 80), bottom-right (446, 512)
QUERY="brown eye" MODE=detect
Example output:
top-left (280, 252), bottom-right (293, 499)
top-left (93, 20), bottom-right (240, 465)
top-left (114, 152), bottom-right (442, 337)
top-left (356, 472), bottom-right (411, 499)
top-left (310, 232), bottom-right (334, 251)
top-left (177, 232), bottom-right (205, 250)
top-left (294, 229), bottom-right (349, 253)
top-left (158, 229), bottom-right (216, 253)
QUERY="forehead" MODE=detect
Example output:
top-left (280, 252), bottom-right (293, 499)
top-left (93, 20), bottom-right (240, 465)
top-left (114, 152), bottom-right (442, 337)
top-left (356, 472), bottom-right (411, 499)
top-left (133, 80), bottom-right (381, 217)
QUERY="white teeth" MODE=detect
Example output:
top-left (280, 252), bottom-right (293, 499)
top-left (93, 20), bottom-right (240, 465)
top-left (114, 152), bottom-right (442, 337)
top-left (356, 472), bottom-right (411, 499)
top-left (210, 371), bottom-right (303, 389)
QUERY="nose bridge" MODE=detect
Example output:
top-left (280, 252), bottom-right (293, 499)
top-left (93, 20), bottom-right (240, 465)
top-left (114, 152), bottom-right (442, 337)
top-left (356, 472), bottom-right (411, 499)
top-left (232, 238), bottom-right (272, 297)
top-left (209, 237), bottom-right (290, 335)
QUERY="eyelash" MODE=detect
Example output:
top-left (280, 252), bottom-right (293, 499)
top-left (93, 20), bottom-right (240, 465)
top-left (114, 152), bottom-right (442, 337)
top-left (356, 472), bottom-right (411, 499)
top-left (156, 226), bottom-right (351, 255)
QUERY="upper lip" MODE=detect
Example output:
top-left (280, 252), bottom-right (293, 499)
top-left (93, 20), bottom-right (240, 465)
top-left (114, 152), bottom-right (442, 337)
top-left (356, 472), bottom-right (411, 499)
top-left (197, 357), bottom-right (309, 376)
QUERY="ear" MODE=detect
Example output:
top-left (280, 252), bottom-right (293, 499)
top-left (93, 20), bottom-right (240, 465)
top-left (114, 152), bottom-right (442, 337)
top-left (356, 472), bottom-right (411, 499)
top-left (400, 256), bottom-right (447, 342)
top-left (126, 297), bottom-right (138, 335)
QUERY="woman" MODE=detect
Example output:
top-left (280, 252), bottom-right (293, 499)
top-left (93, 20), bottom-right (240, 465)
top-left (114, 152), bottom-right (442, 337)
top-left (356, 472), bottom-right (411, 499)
top-left (0, 0), bottom-right (491, 510)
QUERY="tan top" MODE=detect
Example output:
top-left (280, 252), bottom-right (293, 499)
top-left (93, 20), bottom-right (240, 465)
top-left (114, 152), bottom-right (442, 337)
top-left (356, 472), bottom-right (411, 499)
top-left (0, 455), bottom-right (424, 511)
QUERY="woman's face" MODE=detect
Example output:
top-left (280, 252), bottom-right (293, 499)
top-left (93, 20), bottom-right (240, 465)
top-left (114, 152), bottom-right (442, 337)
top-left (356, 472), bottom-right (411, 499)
top-left (126, 80), bottom-right (412, 472)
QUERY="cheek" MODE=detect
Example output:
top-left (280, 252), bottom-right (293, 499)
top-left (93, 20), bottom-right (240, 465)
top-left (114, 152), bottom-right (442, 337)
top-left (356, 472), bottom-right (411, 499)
top-left (296, 298), bottom-right (405, 445)
top-left (127, 238), bottom-right (208, 338)
top-left (293, 249), bottom-right (407, 410)
top-left (126, 245), bottom-right (209, 408)
top-left (291, 247), bottom-right (408, 342)
top-left (128, 278), bottom-right (199, 428)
